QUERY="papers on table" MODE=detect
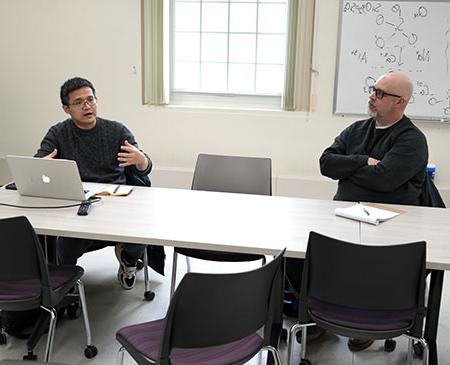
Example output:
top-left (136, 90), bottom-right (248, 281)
top-left (334, 203), bottom-right (403, 225)
top-left (95, 185), bottom-right (134, 197)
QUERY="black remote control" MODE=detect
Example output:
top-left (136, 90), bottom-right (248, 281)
top-left (77, 200), bottom-right (92, 216)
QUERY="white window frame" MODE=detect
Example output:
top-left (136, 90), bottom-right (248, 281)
top-left (142, 0), bottom-right (315, 111)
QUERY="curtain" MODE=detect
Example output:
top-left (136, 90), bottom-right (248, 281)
top-left (283, 0), bottom-right (315, 111)
top-left (142, 0), bottom-right (167, 105)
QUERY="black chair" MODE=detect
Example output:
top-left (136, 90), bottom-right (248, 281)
top-left (170, 153), bottom-right (271, 296)
top-left (288, 231), bottom-right (428, 365)
top-left (116, 249), bottom-right (285, 365)
top-left (0, 216), bottom-right (97, 362)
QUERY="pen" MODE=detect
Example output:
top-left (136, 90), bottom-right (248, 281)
top-left (362, 207), bottom-right (370, 216)
top-left (113, 185), bottom-right (120, 194)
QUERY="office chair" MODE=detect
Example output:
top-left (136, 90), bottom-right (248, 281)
top-left (170, 153), bottom-right (271, 296)
top-left (287, 231), bottom-right (428, 365)
top-left (0, 216), bottom-right (97, 362)
top-left (116, 249), bottom-right (285, 365)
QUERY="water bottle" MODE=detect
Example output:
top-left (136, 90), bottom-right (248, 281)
top-left (426, 163), bottom-right (436, 181)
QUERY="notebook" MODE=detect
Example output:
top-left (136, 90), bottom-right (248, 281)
top-left (334, 203), bottom-right (403, 225)
top-left (6, 155), bottom-right (104, 201)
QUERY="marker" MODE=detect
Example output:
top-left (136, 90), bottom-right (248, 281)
top-left (363, 207), bottom-right (370, 216)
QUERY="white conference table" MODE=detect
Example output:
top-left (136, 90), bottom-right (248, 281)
top-left (0, 186), bottom-right (360, 258)
top-left (0, 186), bottom-right (448, 364)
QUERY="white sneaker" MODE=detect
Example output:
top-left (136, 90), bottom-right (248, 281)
top-left (115, 244), bottom-right (137, 290)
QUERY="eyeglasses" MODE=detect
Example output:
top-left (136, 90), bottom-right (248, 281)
top-left (369, 86), bottom-right (402, 99)
top-left (67, 96), bottom-right (97, 108)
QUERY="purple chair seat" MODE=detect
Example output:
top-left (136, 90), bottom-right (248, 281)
top-left (0, 265), bottom-right (83, 301)
top-left (117, 319), bottom-right (264, 365)
top-left (308, 297), bottom-right (416, 331)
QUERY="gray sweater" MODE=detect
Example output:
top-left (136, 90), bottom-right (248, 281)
top-left (320, 116), bottom-right (428, 205)
top-left (35, 118), bottom-right (152, 184)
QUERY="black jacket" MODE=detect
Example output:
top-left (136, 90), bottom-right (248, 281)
top-left (320, 116), bottom-right (428, 205)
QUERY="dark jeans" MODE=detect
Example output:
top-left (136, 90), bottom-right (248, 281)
top-left (57, 237), bottom-right (146, 266)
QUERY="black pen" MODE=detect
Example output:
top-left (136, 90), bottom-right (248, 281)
top-left (362, 207), bottom-right (370, 216)
top-left (113, 185), bottom-right (120, 194)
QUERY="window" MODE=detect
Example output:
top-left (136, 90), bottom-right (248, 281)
top-left (172, 0), bottom-right (287, 100)
top-left (142, 0), bottom-right (315, 111)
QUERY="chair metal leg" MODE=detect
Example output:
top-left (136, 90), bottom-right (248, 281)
top-left (117, 346), bottom-right (126, 365)
top-left (264, 345), bottom-right (282, 365)
top-left (170, 251), bottom-right (178, 297)
top-left (40, 306), bottom-right (57, 363)
top-left (407, 338), bottom-right (413, 365)
top-left (300, 325), bottom-right (308, 360)
top-left (418, 338), bottom-right (429, 365)
top-left (287, 323), bottom-right (303, 365)
top-left (142, 246), bottom-right (155, 300)
top-left (404, 334), bottom-right (429, 365)
top-left (288, 323), bottom-right (315, 365)
top-left (77, 279), bottom-right (92, 346)
top-left (143, 246), bottom-right (149, 292)
top-left (186, 256), bottom-right (191, 272)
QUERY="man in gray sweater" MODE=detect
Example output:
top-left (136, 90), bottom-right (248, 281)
top-left (319, 72), bottom-right (428, 351)
top-left (35, 77), bottom-right (152, 290)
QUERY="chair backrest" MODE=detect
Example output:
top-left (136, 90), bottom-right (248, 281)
top-left (0, 216), bottom-right (52, 303)
top-left (159, 249), bottom-right (285, 358)
top-left (191, 154), bottom-right (271, 195)
top-left (299, 232), bottom-right (426, 326)
top-left (419, 173), bottom-right (446, 208)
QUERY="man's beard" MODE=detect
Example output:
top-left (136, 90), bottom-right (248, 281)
top-left (368, 103), bottom-right (378, 118)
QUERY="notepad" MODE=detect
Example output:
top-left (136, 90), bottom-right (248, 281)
top-left (334, 203), bottom-right (403, 225)
top-left (96, 185), bottom-right (134, 196)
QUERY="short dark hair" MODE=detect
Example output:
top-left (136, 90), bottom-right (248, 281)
top-left (60, 77), bottom-right (96, 106)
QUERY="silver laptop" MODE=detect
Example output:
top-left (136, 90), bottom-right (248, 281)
top-left (6, 155), bottom-right (102, 201)
top-left (0, 157), bottom-right (13, 186)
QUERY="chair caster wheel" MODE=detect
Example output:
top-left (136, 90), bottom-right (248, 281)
top-left (384, 339), bottom-right (396, 352)
top-left (144, 291), bottom-right (155, 301)
top-left (66, 302), bottom-right (82, 319)
top-left (280, 328), bottom-right (288, 342)
top-left (136, 259), bottom-right (144, 270)
top-left (300, 359), bottom-right (311, 365)
top-left (84, 345), bottom-right (98, 358)
top-left (23, 352), bottom-right (37, 360)
top-left (413, 342), bottom-right (424, 357)
top-left (0, 333), bottom-right (6, 345)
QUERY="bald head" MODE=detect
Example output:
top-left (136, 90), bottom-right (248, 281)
top-left (368, 72), bottom-right (414, 126)
top-left (377, 72), bottom-right (413, 104)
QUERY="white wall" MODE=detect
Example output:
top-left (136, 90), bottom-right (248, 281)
top-left (1, 0), bottom-right (449, 201)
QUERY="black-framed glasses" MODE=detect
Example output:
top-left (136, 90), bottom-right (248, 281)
top-left (67, 96), bottom-right (97, 108)
top-left (369, 86), bottom-right (402, 99)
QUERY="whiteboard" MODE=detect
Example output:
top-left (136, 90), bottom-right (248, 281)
top-left (334, 0), bottom-right (450, 120)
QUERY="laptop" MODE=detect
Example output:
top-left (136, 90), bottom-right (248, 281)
top-left (6, 155), bottom-right (103, 201)
top-left (0, 157), bottom-right (12, 186)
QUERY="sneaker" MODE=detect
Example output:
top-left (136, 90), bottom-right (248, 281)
top-left (115, 244), bottom-right (137, 290)
top-left (347, 338), bottom-right (374, 352)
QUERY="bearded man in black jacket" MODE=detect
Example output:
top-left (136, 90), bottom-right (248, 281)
top-left (321, 72), bottom-right (428, 206)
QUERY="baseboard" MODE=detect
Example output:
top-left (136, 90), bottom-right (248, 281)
top-left (152, 166), bottom-right (450, 206)
top-left (151, 167), bottom-right (337, 199)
